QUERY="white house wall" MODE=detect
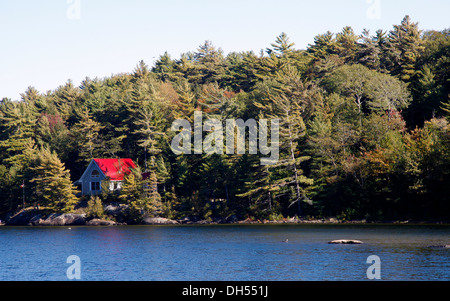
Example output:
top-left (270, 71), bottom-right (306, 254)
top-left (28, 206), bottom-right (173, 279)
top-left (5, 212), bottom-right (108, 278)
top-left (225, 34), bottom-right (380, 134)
top-left (109, 181), bottom-right (123, 192)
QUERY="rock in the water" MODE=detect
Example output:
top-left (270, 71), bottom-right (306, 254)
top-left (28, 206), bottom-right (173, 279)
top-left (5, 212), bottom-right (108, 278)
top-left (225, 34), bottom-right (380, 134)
top-left (142, 217), bottom-right (179, 225)
top-left (329, 239), bottom-right (364, 244)
top-left (86, 218), bottom-right (116, 226)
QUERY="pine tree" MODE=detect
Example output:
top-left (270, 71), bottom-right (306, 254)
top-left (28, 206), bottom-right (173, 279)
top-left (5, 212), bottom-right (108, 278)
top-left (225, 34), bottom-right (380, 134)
top-left (335, 26), bottom-right (359, 63)
top-left (268, 32), bottom-right (295, 57)
top-left (71, 108), bottom-right (104, 163)
top-left (133, 102), bottom-right (165, 171)
top-left (249, 67), bottom-right (314, 216)
top-left (173, 79), bottom-right (197, 122)
top-left (265, 86), bottom-right (313, 216)
top-left (146, 171), bottom-right (163, 214)
top-left (174, 53), bottom-right (203, 83)
top-left (35, 113), bottom-right (71, 161)
top-left (307, 31), bottom-right (338, 60)
top-left (193, 41), bottom-right (226, 84)
top-left (356, 29), bottom-right (382, 69)
top-left (120, 165), bottom-right (162, 221)
top-left (132, 60), bottom-right (152, 82)
top-left (0, 100), bottom-right (38, 168)
top-left (86, 195), bottom-right (105, 219)
top-left (224, 51), bottom-right (261, 92)
top-left (52, 80), bottom-right (81, 120)
top-left (30, 147), bottom-right (78, 213)
top-left (441, 99), bottom-right (450, 119)
top-left (384, 15), bottom-right (425, 83)
top-left (306, 95), bottom-right (341, 202)
top-left (236, 157), bottom-right (274, 218)
top-left (152, 51), bottom-right (179, 81)
top-left (155, 156), bottom-right (170, 188)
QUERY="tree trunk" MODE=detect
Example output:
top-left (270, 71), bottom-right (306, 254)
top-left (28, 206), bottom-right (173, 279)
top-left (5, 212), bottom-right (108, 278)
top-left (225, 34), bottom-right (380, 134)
top-left (288, 123), bottom-right (302, 217)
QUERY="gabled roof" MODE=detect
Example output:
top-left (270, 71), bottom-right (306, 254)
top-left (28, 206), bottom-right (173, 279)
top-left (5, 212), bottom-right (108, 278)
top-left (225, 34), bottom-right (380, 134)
top-left (93, 158), bottom-right (136, 181)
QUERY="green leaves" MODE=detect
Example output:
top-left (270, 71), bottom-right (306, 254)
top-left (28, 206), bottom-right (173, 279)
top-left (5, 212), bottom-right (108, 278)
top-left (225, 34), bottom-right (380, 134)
top-left (120, 165), bottom-right (163, 222)
top-left (30, 147), bottom-right (78, 213)
top-left (324, 64), bottom-right (411, 114)
top-left (0, 15), bottom-right (449, 222)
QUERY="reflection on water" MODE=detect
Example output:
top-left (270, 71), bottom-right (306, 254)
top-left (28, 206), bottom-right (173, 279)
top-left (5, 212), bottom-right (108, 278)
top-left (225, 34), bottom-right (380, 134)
top-left (0, 224), bottom-right (449, 281)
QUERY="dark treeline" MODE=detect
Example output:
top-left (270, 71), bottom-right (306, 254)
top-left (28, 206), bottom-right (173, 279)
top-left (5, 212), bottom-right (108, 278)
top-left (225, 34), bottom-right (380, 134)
top-left (1, 16), bottom-right (449, 222)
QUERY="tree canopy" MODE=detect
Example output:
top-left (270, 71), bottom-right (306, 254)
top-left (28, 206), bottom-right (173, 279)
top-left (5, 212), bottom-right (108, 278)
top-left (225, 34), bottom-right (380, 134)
top-left (1, 16), bottom-right (449, 222)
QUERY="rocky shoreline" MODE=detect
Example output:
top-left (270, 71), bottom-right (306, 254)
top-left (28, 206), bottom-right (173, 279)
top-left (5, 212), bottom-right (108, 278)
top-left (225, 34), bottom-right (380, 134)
top-left (1, 209), bottom-right (448, 227)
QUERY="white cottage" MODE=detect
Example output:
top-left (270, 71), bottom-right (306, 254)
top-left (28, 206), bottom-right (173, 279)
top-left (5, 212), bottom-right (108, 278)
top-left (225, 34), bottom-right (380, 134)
top-left (74, 158), bottom-right (136, 196)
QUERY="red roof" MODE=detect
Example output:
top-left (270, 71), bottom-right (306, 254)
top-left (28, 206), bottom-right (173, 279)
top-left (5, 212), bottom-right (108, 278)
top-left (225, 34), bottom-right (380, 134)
top-left (93, 158), bottom-right (136, 181)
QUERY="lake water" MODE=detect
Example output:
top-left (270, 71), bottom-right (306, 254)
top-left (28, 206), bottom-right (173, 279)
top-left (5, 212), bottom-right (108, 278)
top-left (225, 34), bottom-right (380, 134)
top-left (0, 224), bottom-right (449, 281)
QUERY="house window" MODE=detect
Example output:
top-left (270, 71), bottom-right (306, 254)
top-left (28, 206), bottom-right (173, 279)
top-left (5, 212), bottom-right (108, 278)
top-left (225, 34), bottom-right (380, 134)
top-left (91, 181), bottom-right (100, 191)
top-left (91, 170), bottom-right (100, 178)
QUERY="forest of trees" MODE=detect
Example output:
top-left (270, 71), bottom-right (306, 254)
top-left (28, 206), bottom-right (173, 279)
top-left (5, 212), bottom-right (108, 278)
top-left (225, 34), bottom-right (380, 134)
top-left (1, 16), bottom-right (449, 222)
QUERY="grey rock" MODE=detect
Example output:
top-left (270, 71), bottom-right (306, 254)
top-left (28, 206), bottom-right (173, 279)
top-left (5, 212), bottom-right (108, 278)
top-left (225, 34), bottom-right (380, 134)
top-left (142, 217), bottom-right (179, 225)
top-left (39, 213), bottom-right (86, 226)
top-left (104, 204), bottom-right (122, 215)
top-left (86, 218), bottom-right (116, 226)
top-left (329, 239), bottom-right (364, 244)
top-left (6, 211), bottom-right (87, 226)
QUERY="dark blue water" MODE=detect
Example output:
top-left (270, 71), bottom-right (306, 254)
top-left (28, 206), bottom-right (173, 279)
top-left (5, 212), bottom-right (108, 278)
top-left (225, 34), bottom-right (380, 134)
top-left (0, 224), bottom-right (449, 281)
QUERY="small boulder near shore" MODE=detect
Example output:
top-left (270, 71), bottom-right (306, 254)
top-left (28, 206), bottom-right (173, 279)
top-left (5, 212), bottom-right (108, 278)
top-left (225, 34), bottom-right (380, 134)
top-left (86, 218), bottom-right (116, 226)
top-left (142, 217), bottom-right (179, 225)
top-left (328, 239), bottom-right (364, 244)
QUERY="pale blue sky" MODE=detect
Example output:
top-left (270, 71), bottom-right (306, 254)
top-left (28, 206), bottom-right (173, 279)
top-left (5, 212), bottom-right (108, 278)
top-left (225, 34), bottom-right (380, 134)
top-left (0, 0), bottom-right (449, 101)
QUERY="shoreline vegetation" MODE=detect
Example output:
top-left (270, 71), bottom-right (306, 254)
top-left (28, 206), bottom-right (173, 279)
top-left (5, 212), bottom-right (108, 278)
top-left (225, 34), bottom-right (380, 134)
top-left (1, 207), bottom-right (449, 227)
top-left (1, 16), bottom-right (449, 224)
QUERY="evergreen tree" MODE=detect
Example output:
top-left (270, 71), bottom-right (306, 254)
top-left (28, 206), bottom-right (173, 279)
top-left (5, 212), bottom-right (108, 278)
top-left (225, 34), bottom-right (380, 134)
top-left (384, 15), bottom-right (425, 83)
top-left (51, 80), bottom-right (81, 120)
top-left (236, 157), bottom-right (275, 217)
top-left (0, 100), bottom-right (38, 168)
top-left (307, 31), bottom-right (338, 60)
top-left (133, 102), bottom-right (165, 171)
top-left (336, 26), bottom-right (359, 63)
top-left (250, 67), bottom-right (314, 216)
top-left (86, 195), bottom-right (105, 219)
top-left (71, 108), bottom-right (104, 163)
top-left (173, 79), bottom-right (197, 122)
top-left (30, 147), bottom-right (78, 212)
top-left (152, 51), bottom-right (179, 81)
top-left (120, 165), bottom-right (162, 222)
top-left (268, 32), bottom-right (295, 57)
top-left (193, 40), bottom-right (226, 84)
top-left (441, 99), bottom-right (450, 120)
top-left (35, 113), bottom-right (71, 161)
top-left (356, 29), bottom-right (382, 70)
top-left (224, 51), bottom-right (261, 92)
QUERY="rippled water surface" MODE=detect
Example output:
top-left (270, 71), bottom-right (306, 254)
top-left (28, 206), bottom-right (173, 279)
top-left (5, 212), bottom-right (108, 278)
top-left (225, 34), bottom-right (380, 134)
top-left (0, 224), bottom-right (449, 281)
